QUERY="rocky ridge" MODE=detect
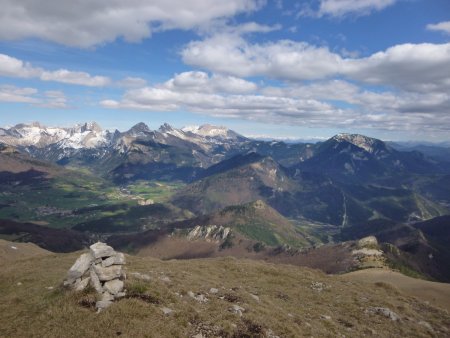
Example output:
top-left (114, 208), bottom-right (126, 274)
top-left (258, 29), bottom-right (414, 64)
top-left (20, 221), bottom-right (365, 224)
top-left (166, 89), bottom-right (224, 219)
top-left (64, 242), bottom-right (126, 311)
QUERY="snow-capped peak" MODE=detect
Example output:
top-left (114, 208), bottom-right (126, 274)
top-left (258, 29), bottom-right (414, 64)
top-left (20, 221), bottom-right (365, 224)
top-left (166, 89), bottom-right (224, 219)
top-left (0, 122), bottom-right (108, 149)
top-left (182, 124), bottom-right (242, 139)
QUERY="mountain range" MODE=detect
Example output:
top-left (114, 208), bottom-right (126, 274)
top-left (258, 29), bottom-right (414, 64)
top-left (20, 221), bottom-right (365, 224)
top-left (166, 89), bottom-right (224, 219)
top-left (1, 122), bottom-right (450, 281)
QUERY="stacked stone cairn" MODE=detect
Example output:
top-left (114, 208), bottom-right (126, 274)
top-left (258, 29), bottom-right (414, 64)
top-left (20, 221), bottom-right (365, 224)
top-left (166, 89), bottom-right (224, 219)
top-left (64, 242), bottom-right (126, 311)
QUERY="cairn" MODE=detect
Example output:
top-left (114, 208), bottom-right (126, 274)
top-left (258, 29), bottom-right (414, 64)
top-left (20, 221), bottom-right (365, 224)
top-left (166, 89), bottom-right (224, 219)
top-left (64, 242), bottom-right (126, 311)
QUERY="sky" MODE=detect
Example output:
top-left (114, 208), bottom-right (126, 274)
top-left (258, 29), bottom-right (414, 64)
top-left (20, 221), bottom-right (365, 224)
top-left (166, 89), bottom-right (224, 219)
top-left (0, 0), bottom-right (450, 141)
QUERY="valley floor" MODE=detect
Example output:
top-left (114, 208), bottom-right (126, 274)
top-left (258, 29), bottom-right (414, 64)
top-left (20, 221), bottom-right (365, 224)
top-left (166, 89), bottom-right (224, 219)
top-left (1, 243), bottom-right (449, 337)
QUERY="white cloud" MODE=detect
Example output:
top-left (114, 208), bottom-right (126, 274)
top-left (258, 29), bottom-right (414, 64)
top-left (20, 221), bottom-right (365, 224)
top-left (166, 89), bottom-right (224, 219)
top-left (182, 37), bottom-right (450, 94)
top-left (0, 53), bottom-right (111, 87)
top-left (318, 0), bottom-right (397, 17)
top-left (0, 54), bottom-right (41, 78)
top-left (0, 85), bottom-right (39, 103)
top-left (100, 72), bottom-right (347, 126)
top-left (117, 77), bottom-right (148, 88)
top-left (41, 91), bottom-right (69, 109)
top-left (427, 21), bottom-right (450, 35)
top-left (164, 71), bottom-right (257, 94)
top-left (101, 71), bottom-right (450, 132)
top-left (0, 85), bottom-right (69, 108)
top-left (41, 70), bottom-right (111, 87)
top-left (0, 0), bottom-right (265, 47)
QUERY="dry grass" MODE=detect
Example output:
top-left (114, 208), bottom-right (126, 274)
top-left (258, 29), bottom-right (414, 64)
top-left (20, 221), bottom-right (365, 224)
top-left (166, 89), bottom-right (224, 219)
top-left (1, 249), bottom-right (449, 337)
top-left (342, 268), bottom-right (450, 312)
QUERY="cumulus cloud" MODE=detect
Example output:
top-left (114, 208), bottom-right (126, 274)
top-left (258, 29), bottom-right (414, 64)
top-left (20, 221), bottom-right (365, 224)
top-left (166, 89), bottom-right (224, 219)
top-left (0, 0), bottom-right (264, 47)
top-left (100, 71), bottom-right (348, 126)
top-left (164, 71), bottom-right (257, 94)
top-left (182, 36), bottom-right (450, 94)
top-left (101, 70), bottom-right (450, 132)
top-left (0, 53), bottom-right (111, 87)
top-left (318, 0), bottom-right (397, 17)
top-left (427, 21), bottom-right (450, 35)
top-left (0, 85), bottom-right (69, 108)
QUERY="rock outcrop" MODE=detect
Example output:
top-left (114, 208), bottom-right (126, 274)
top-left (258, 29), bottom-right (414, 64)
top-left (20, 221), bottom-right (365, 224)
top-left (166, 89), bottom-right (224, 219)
top-left (187, 225), bottom-right (231, 242)
top-left (64, 242), bottom-right (126, 311)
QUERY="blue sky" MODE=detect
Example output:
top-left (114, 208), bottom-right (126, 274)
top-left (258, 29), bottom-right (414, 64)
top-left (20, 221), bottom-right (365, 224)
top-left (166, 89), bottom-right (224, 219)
top-left (0, 0), bottom-right (450, 141)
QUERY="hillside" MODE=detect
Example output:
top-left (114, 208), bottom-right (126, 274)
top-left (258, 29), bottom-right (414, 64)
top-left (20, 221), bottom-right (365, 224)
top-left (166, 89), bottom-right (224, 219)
top-left (0, 239), bottom-right (50, 263)
top-left (174, 200), bottom-right (310, 247)
top-left (342, 268), bottom-right (450, 312)
top-left (1, 243), bottom-right (449, 337)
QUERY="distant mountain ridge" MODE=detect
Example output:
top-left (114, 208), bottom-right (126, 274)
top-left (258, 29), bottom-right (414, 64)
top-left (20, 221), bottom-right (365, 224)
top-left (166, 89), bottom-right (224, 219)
top-left (1, 121), bottom-right (449, 227)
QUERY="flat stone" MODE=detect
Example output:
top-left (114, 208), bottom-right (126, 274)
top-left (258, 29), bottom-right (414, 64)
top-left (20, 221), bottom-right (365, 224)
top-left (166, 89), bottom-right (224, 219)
top-left (101, 292), bottom-right (115, 302)
top-left (94, 265), bottom-right (122, 282)
top-left (66, 253), bottom-right (93, 283)
top-left (209, 288), bottom-right (219, 294)
top-left (102, 252), bottom-right (126, 267)
top-left (74, 277), bottom-right (90, 291)
top-left (90, 242), bottom-right (115, 259)
top-left (104, 279), bottom-right (124, 295)
top-left (90, 268), bottom-right (103, 293)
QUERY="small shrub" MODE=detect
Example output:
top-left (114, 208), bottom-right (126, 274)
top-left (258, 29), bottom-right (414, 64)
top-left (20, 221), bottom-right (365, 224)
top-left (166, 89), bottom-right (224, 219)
top-left (252, 242), bottom-right (265, 252)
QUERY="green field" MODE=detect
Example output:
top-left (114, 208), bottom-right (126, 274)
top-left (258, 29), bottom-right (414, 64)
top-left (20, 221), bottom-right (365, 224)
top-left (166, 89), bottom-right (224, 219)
top-left (0, 171), bottom-right (185, 229)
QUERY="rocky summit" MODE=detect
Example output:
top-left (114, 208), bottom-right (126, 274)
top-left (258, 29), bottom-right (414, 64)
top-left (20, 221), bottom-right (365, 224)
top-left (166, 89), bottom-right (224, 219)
top-left (64, 242), bottom-right (126, 311)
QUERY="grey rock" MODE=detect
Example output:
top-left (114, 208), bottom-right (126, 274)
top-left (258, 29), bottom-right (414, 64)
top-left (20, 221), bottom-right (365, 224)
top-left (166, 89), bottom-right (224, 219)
top-left (311, 281), bottom-right (325, 292)
top-left (101, 292), bottom-right (115, 302)
top-left (161, 307), bottom-right (173, 315)
top-left (90, 268), bottom-right (103, 293)
top-left (104, 279), bottom-right (124, 295)
top-left (160, 276), bottom-right (171, 283)
top-left (74, 277), bottom-right (90, 291)
top-left (230, 304), bottom-right (245, 316)
top-left (66, 253), bottom-right (93, 283)
top-left (209, 288), bottom-right (219, 294)
top-left (90, 242), bottom-right (115, 259)
top-left (102, 252), bottom-right (126, 267)
top-left (366, 307), bottom-right (399, 321)
top-left (250, 294), bottom-right (260, 302)
top-left (94, 265), bottom-right (122, 281)
top-left (115, 292), bottom-right (126, 299)
top-left (187, 290), bottom-right (208, 303)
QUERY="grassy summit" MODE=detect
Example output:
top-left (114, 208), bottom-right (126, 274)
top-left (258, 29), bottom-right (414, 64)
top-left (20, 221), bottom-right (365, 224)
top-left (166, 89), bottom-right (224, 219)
top-left (1, 243), bottom-right (449, 337)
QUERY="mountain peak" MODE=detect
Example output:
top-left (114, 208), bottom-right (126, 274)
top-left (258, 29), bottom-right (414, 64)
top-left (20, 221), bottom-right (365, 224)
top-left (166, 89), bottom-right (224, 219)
top-left (80, 121), bottom-right (102, 133)
top-left (128, 122), bottom-right (150, 134)
top-left (159, 123), bottom-right (175, 133)
top-left (331, 133), bottom-right (386, 153)
top-left (182, 124), bottom-right (243, 139)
